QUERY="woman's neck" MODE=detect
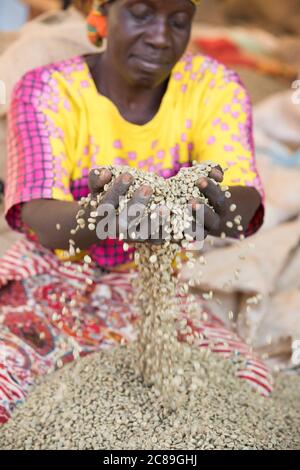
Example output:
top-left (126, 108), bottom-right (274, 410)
top-left (85, 52), bottom-right (169, 126)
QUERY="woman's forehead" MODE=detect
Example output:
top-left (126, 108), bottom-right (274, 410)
top-left (109, 0), bottom-right (199, 10)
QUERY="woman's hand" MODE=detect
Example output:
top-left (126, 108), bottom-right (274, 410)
top-left (88, 168), bottom-right (167, 244)
top-left (88, 165), bottom-right (262, 244)
top-left (189, 165), bottom-right (262, 239)
top-left (188, 165), bottom-right (225, 239)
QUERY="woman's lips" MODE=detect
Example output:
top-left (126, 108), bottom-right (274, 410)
top-left (131, 55), bottom-right (170, 72)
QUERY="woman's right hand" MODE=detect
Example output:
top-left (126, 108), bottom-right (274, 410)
top-left (88, 168), bottom-right (164, 244)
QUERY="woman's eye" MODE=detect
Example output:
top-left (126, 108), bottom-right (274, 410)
top-left (129, 5), bottom-right (151, 20)
top-left (171, 14), bottom-right (189, 30)
top-left (172, 21), bottom-right (186, 29)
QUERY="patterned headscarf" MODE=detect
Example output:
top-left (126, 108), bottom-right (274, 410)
top-left (87, 0), bottom-right (201, 47)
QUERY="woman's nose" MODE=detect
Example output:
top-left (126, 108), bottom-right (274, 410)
top-left (144, 17), bottom-right (172, 50)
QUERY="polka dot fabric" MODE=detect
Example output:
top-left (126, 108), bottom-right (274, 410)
top-left (5, 53), bottom-right (264, 268)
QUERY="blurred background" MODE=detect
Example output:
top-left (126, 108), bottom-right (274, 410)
top-left (0, 0), bottom-right (300, 369)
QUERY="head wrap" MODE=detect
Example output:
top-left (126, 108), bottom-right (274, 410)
top-left (87, 0), bottom-right (201, 47)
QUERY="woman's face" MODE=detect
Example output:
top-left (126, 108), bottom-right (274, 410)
top-left (104, 0), bottom-right (196, 88)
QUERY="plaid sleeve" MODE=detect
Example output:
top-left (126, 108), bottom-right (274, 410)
top-left (4, 66), bottom-right (75, 233)
top-left (193, 61), bottom-right (265, 236)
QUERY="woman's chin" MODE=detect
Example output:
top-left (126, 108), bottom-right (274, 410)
top-left (128, 62), bottom-right (172, 88)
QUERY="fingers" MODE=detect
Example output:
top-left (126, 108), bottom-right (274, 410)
top-left (208, 165), bottom-right (224, 183)
top-left (190, 199), bottom-right (220, 235)
top-left (88, 168), bottom-right (112, 195)
top-left (197, 177), bottom-right (226, 215)
top-left (101, 173), bottom-right (134, 209)
top-left (119, 185), bottom-right (153, 238)
top-left (203, 204), bottom-right (220, 233)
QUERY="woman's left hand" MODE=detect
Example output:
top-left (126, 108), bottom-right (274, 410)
top-left (189, 165), bottom-right (227, 239)
top-left (190, 165), bottom-right (262, 240)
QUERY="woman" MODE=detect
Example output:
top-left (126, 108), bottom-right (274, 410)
top-left (1, 0), bottom-right (270, 425)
